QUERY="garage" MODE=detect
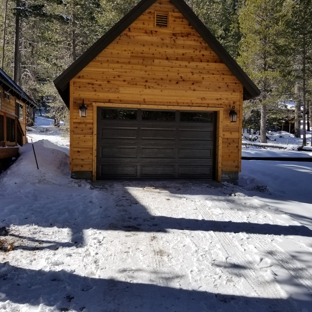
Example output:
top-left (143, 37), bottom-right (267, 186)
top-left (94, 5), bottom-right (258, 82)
top-left (97, 108), bottom-right (215, 179)
top-left (54, 0), bottom-right (260, 183)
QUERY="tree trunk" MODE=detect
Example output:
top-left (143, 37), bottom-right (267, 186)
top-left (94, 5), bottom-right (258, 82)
top-left (14, 0), bottom-right (22, 86)
top-left (294, 100), bottom-right (301, 138)
top-left (307, 100), bottom-right (310, 132)
top-left (72, 0), bottom-right (77, 62)
top-left (302, 35), bottom-right (307, 146)
top-left (302, 100), bottom-right (306, 146)
top-left (1, 0), bottom-right (9, 70)
top-left (260, 103), bottom-right (267, 143)
top-left (294, 84), bottom-right (301, 138)
top-left (310, 101), bottom-right (312, 146)
top-left (72, 25), bottom-right (76, 62)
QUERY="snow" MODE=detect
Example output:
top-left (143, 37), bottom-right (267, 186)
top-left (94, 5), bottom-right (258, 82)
top-left (243, 148), bottom-right (312, 158)
top-left (243, 130), bottom-right (312, 148)
top-left (1, 116), bottom-right (312, 312)
top-left (26, 116), bottom-right (69, 154)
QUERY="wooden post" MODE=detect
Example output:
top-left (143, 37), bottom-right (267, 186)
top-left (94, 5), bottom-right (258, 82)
top-left (14, 116), bottom-right (17, 145)
top-left (3, 112), bottom-right (7, 146)
top-left (92, 103), bottom-right (97, 181)
top-left (31, 139), bottom-right (39, 169)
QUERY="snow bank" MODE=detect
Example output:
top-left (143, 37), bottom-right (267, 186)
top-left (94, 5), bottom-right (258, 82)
top-left (0, 140), bottom-right (71, 187)
top-left (242, 148), bottom-right (312, 158)
top-left (240, 160), bottom-right (312, 202)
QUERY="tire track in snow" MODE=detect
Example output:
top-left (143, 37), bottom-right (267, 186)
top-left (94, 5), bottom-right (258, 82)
top-left (203, 195), bottom-right (312, 311)
top-left (150, 233), bottom-right (172, 285)
top-left (194, 199), bottom-right (298, 312)
top-left (253, 239), bottom-right (312, 295)
top-left (124, 183), bottom-right (305, 311)
top-left (214, 196), bottom-right (312, 298)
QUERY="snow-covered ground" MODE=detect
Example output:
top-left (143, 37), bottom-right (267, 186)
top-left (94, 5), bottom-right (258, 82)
top-left (26, 116), bottom-right (70, 154)
top-left (243, 130), bottom-right (312, 150)
top-left (0, 116), bottom-right (312, 312)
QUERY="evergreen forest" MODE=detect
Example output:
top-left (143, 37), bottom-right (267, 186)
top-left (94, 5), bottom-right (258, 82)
top-left (1, 0), bottom-right (311, 144)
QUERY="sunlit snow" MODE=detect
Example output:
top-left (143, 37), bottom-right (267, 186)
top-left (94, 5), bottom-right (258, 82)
top-left (0, 116), bottom-right (312, 312)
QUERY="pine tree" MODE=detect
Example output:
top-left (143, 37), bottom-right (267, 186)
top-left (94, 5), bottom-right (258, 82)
top-left (238, 0), bottom-right (291, 143)
top-left (289, 0), bottom-right (312, 144)
top-left (186, 0), bottom-right (243, 58)
top-left (13, 0), bottom-right (69, 85)
top-left (1, 0), bottom-right (16, 76)
top-left (1, 0), bottom-right (10, 70)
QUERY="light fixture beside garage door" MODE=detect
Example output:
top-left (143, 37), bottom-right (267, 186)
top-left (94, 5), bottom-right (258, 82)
top-left (229, 106), bottom-right (237, 122)
top-left (79, 100), bottom-right (87, 117)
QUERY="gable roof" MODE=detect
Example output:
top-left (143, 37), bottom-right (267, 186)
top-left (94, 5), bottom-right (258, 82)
top-left (54, 0), bottom-right (260, 106)
top-left (0, 68), bottom-right (37, 109)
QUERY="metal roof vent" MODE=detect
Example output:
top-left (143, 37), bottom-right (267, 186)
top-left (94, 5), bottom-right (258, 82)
top-left (155, 12), bottom-right (168, 27)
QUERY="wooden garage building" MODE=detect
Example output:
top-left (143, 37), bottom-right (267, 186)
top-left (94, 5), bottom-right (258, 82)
top-left (0, 69), bottom-right (37, 159)
top-left (54, 0), bottom-right (260, 182)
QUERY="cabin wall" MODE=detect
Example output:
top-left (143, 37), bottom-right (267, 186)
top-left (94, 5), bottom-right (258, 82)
top-left (0, 86), bottom-right (27, 145)
top-left (70, 0), bottom-right (243, 181)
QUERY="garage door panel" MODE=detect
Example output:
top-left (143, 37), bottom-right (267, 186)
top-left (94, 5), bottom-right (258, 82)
top-left (100, 127), bottom-right (138, 139)
top-left (141, 147), bottom-right (176, 159)
top-left (100, 146), bottom-right (138, 158)
top-left (178, 165), bottom-right (212, 176)
top-left (99, 164), bottom-right (138, 177)
top-left (99, 138), bottom-right (138, 144)
top-left (179, 140), bottom-right (214, 147)
top-left (179, 148), bottom-right (212, 159)
top-left (141, 128), bottom-right (176, 140)
top-left (178, 158), bottom-right (213, 165)
top-left (179, 129), bottom-right (213, 140)
top-left (180, 112), bottom-right (214, 123)
top-left (141, 165), bottom-right (175, 177)
top-left (140, 140), bottom-right (176, 147)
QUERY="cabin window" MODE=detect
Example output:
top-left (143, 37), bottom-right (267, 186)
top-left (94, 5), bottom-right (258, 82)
top-left (155, 12), bottom-right (169, 27)
top-left (16, 102), bottom-right (24, 120)
top-left (4, 92), bottom-right (10, 100)
top-left (6, 117), bottom-right (15, 142)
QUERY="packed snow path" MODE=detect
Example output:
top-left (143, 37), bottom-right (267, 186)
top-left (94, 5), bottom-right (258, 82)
top-left (0, 133), bottom-right (312, 312)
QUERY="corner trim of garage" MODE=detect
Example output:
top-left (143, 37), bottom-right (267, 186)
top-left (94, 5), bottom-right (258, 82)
top-left (216, 109), bottom-right (223, 182)
top-left (92, 103), bottom-right (98, 181)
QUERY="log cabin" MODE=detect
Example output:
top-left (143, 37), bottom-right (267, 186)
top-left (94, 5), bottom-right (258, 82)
top-left (54, 0), bottom-right (260, 183)
top-left (0, 68), bottom-right (37, 160)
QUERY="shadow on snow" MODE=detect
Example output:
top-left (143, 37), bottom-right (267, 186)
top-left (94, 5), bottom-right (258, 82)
top-left (0, 262), bottom-right (306, 312)
top-left (2, 181), bottom-right (312, 311)
top-left (3, 181), bottom-right (312, 250)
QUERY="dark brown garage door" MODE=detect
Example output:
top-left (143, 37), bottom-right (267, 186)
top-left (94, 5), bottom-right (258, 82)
top-left (97, 108), bottom-right (216, 179)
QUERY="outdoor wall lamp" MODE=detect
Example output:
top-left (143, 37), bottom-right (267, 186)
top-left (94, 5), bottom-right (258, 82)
top-left (79, 100), bottom-right (87, 117)
top-left (229, 106), bottom-right (237, 122)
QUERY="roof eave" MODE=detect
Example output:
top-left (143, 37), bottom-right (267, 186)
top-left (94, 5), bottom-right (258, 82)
top-left (0, 76), bottom-right (38, 109)
top-left (243, 88), bottom-right (261, 101)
